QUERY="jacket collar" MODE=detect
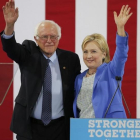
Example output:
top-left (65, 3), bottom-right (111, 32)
top-left (77, 63), bottom-right (107, 93)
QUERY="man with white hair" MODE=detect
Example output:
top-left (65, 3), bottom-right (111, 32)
top-left (1, 0), bottom-right (81, 140)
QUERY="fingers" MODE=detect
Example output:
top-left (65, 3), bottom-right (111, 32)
top-left (2, 6), bottom-right (6, 14)
top-left (122, 5), bottom-right (133, 17)
top-left (9, 0), bottom-right (15, 8)
top-left (127, 12), bottom-right (133, 19)
top-left (113, 11), bottom-right (117, 21)
top-left (125, 7), bottom-right (131, 15)
top-left (2, 0), bottom-right (17, 17)
top-left (11, 0), bottom-right (15, 9)
top-left (120, 5), bottom-right (125, 16)
top-left (2, 3), bottom-right (8, 15)
top-left (15, 7), bottom-right (19, 16)
top-left (5, 2), bottom-right (9, 9)
top-left (3, 0), bottom-right (15, 9)
top-left (123, 5), bottom-right (129, 15)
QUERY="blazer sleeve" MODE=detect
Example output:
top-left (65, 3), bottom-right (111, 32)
top-left (74, 54), bottom-right (81, 78)
top-left (109, 32), bottom-right (129, 77)
top-left (73, 75), bottom-right (79, 118)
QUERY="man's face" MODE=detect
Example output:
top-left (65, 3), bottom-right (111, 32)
top-left (34, 22), bottom-right (59, 58)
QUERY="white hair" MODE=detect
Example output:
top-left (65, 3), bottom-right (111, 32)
top-left (34, 20), bottom-right (61, 40)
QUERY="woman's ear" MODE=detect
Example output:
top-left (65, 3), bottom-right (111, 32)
top-left (103, 52), bottom-right (106, 57)
top-left (102, 52), bottom-right (106, 63)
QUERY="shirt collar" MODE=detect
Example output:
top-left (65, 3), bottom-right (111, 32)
top-left (42, 51), bottom-right (57, 63)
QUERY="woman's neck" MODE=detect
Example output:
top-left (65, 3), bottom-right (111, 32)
top-left (86, 69), bottom-right (96, 77)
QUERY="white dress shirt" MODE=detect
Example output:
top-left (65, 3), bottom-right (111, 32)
top-left (31, 51), bottom-right (64, 119)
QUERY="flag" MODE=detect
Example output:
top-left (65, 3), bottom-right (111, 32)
top-left (0, 0), bottom-right (139, 139)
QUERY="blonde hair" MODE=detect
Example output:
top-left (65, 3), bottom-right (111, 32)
top-left (82, 33), bottom-right (110, 63)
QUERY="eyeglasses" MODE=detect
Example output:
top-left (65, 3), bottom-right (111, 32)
top-left (37, 35), bottom-right (59, 42)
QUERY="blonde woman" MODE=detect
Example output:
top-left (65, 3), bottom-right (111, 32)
top-left (73, 5), bottom-right (132, 118)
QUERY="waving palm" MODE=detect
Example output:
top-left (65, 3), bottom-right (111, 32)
top-left (2, 0), bottom-right (18, 26)
top-left (114, 5), bottom-right (132, 28)
top-left (113, 5), bottom-right (132, 36)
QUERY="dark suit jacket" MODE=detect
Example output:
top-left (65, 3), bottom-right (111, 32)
top-left (1, 34), bottom-right (81, 139)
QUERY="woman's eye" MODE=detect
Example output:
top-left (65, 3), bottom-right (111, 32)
top-left (83, 51), bottom-right (87, 53)
top-left (91, 50), bottom-right (96, 53)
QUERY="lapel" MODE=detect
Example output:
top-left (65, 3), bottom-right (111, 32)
top-left (56, 49), bottom-right (68, 100)
top-left (76, 70), bottom-right (87, 95)
top-left (74, 70), bottom-right (87, 117)
top-left (76, 63), bottom-right (107, 98)
top-left (93, 63), bottom-right (107, 91)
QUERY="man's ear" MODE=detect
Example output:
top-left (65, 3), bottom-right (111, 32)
top-left (34, 36), bottom-right (37, 41)
top-left (34, 36), bottom-right (38, 46)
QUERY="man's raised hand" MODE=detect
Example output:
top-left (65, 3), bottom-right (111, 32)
top-left (2, 0), bottom-right (18, 34)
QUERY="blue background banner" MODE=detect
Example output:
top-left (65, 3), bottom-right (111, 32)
top-left (70, 118), bottom-right (140, 140)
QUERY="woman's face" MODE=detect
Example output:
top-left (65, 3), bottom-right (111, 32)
top-left (83, 41), bottom-right (106, 70)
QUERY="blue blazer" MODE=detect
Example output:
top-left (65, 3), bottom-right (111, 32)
top-left (73, 33), bottom-right (129, 118)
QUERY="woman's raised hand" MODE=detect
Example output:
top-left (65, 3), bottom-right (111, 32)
top-left (114, 5), bottom-right (133, 36)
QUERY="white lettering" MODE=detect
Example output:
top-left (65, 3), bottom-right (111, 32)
top-left (95, 120), bottom-right (102, 128)
top-left (127, 120), bottom-right (134, 128)
top-left (119, 130), bottom-right (126, 137)
top-left (88, 129), bottom-right (95, 137)
top-left (96, 129), bottom-right (103, 137)
top-left (127, 130), bottom-right (134, 137)
top-left (135, 120), bottom-right (140, 128)
top-left (118, 120), bottom-right (126, 128)
top-left (104, 130), bottom-right (111, 137)
top-left (135, 130), bottom-right (140, 138)
top-left (112, 130), bottom-right (118, 137)
top-left (110, 120), bottom-right (118, 128)
top-left (103, 120), bottom-right (110, 128)
top-left (88, 120), bottom-right (95, 128)
top-left (88, 119), bottom-right (140, 139)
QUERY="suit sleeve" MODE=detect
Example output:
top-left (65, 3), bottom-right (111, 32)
top-left (1, 32), bottom-right (35, 64)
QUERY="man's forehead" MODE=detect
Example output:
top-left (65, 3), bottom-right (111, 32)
top-left (39, 22), bottom-right (56, 29)
top-left (38, 23), bottom-right (58, 34)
